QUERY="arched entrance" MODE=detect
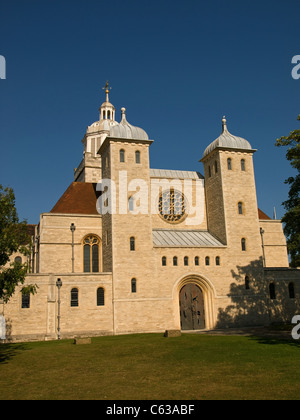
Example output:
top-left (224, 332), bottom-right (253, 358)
top-left (179, 283), bottom-right (205, 330)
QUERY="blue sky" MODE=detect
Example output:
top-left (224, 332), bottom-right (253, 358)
top-left (0, 0), bottom-right (299, 224)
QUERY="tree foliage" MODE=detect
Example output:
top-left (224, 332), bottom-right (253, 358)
top-left (275, 115), bottom-right (300, 267)
top-left (0, 184), bottom-right (37, 303)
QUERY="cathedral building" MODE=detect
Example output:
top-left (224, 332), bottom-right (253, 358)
top-left (1, 87), bottom-right (299, 342)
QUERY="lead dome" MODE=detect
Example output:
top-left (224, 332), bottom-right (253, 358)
top-left (203, 117), bottom-right (253, 158)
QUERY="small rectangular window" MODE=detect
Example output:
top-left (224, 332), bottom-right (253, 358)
top-left (130, 237), bottom-right (135, 251)
top-left (269, 283), bottom-right (276, 300)
top-left (71, 288), bottom-right (79, 307)
top-left (135, 151), bottom-right (141, 164)
top-left (97, 288), bottom-right (105, 306)
top-left (120, 149), bottom-right (125, 162)
top-left (241, 238), bottom-right (246, 251)
top-left (21, 292), bottom-right (30, 309)
top-left (131, 279), bottom-right (137, 293)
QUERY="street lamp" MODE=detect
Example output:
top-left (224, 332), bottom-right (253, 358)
top-left (56, 278), bottom-right (63, 340)
top-left (70, 223), bottom-right (76, 273)
top-left (260, 227), bottom-right (266, 267)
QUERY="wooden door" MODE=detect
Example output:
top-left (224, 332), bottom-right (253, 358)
top-left (179, 284), bottom-right (205, 330)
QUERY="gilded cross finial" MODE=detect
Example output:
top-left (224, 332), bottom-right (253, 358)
top-left (102, 81), bottom-right (112, 102)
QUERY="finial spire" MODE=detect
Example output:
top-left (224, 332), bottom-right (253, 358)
top-left (222, 116), bottom-right (228, 133)
top-left (121, 107), bottom-right (127, 122)
top-left (102, 80), bottom-right (111, 102)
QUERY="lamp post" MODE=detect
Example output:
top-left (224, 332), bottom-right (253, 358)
top-left (70, 223), bottom-right (76, 273)
top-left (56, 278), bottom-right (62, 340)
top-left (260, 227), bottom-right (266, 267)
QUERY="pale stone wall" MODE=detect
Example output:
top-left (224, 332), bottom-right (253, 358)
top-left (264, 268), bottom-right (300, 323)
top-left (259, 220), bottom-right (289, 267)
top-left (2, 273), bottom-right (113, 342)
top-left (202, 150), bottom-right (227, 244)
top-left (101, 142), bottom-right (113, 272)
top-left (74, 153), bottom-right (102, 183)
top-left (107, 139), bottom-right (156, 334)
top-left (152, 243), bottom-right (269, 329)
top-left (2, 134), bottom-right (298, 342)
top-left (38, 213), bottom-right (102, 274)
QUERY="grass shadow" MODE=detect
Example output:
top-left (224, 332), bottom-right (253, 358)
top-left (0, 343), bottom-right (29, 364)
top-left (248, 332), bottom-right (300, 347)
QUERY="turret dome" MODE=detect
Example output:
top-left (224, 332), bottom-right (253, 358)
top-left (109, 107), bottom-right (149, 140)
top-left (203, 117), bottom-right (253, 158)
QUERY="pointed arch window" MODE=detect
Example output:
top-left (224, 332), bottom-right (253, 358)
top-left (83, 235), bottom-right (100, 273)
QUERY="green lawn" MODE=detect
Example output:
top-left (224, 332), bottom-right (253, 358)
top-left (0, 333), bottom-right (299, 400)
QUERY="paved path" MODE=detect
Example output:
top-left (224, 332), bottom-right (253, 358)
top-left (182, 326), bottom-right (293, 339)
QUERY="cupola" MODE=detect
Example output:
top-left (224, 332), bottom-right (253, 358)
top-left (99, 81), bottom-right (116, 122)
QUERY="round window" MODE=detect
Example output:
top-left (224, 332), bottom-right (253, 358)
top-left (158, 189), bottom-right (186, 223)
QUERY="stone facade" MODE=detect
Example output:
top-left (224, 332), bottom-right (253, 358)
top-left (1, 91), bottom-right (299, 342)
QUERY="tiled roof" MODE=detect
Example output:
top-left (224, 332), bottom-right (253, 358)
top-left (26, 224), bottom-right (37, 236)
top-left (50, 182), bottom-right (100, 215)
top-left (258, 209), bottom-right (271, 220)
